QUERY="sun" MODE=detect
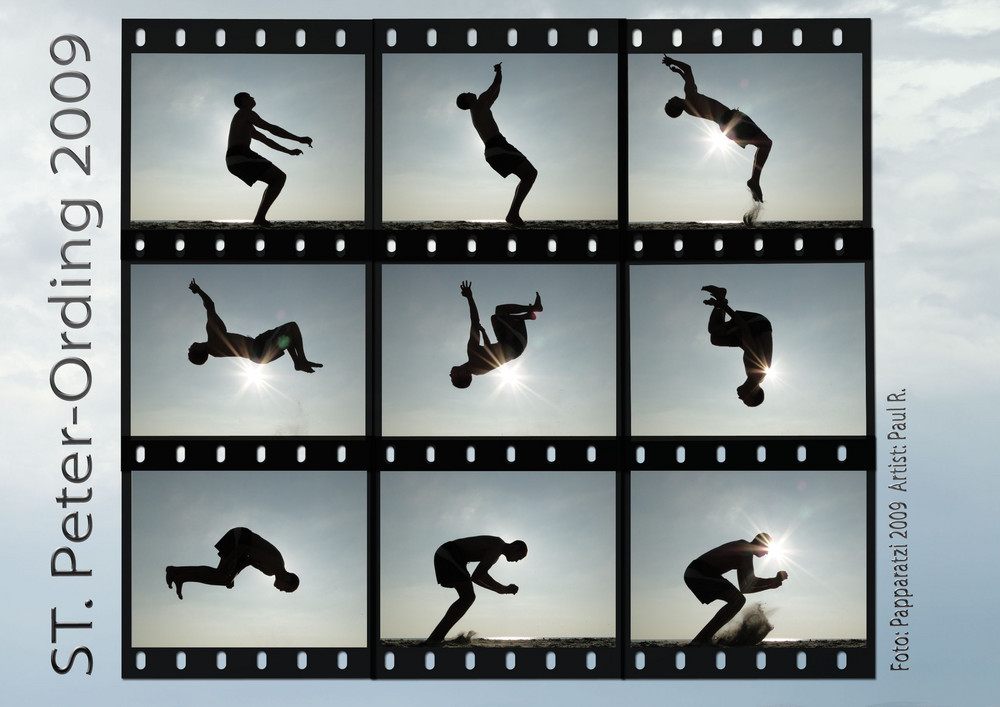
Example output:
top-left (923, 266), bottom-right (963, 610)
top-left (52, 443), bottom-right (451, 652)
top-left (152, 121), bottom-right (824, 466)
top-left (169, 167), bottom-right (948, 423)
top-left (235, 359), bottom-right (271, 394)
top-left (699, 121), bottom-right (735, 155)
top-left (495, 362), bottom-right (521, 389)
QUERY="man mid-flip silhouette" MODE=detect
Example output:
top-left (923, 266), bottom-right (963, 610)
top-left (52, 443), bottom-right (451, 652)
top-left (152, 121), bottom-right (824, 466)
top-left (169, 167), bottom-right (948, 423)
top-left (449, 280), bottom-right (542, 389)
top-left (187, 278), bottom-right (322, 373)
top-left (662, 56), bottom-right (772, 203)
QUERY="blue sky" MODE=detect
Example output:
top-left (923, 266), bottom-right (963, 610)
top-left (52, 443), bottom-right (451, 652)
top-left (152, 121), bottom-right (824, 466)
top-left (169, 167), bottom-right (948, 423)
top-left (631, 469), bottom-right (866, 641)
top-left (130, 52), bottom-right (365, 222)
top-left (631, 262), bottom-right (867, 436)
top-left (380, 470), bottom-right (616, 640)
top-left (382, 52), bottom-right (618, 222)
top-left (4, 1), bottom-right (1000, 706)
top-left (629, 52), bottom-right (863, 224)
top-left (130, 263), bottom-right (367, 436)
top-left (131, 470), bottom-right (367, 647)
top-left (381, 263), bottom-right (617, 436)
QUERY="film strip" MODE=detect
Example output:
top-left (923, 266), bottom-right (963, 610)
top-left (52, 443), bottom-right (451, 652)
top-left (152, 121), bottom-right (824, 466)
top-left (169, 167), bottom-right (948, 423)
top-left (122, 16), bottom-right (874, 680)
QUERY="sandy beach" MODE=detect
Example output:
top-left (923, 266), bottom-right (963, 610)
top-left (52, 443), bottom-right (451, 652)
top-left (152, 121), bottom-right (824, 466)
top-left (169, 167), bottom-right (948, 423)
top-left (130, 220), bottom-right (366, 230)
top-left (382, 636), bottom-right (616, 649)
top-left (382, 220), bottom-right (619, 231)
top-left (632, 638), bottom-right (866, 649)
top-left (630, 220), bottom-right (864, 231)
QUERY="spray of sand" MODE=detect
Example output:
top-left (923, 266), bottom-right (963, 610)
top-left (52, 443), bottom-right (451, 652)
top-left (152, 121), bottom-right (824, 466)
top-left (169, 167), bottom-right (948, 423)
top-left (715, 602), bottom-right (775, 646)
top-left (742, 201), bottom-right (763, 227)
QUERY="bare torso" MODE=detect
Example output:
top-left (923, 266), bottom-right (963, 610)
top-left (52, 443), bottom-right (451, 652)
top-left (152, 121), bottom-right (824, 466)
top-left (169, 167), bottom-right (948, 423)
top-left (448, 535), bottom-right (505, 562)
top-left (694, 539), bottom-right (755, 575)
top-left (469, 102), bottom-right (501, 143)
top-left (683, 90), bottom-right (732, 126)
top-left (228, 109), bottom-right (256, 148)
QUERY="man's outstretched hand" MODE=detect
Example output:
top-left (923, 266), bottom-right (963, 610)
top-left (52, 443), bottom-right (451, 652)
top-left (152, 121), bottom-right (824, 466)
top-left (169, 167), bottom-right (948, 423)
top-left (493, 62), bottom-right (502, 73)
top-left (460, 280), bottom-right (473, 299)
top-left (188, 278), bottom-right (201, 294)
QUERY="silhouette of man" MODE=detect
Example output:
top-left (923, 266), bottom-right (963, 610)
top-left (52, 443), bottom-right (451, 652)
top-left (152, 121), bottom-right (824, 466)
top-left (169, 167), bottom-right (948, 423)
top-left (187, 278), bottom-right (322, 373)
top-left (424, 535), bottom-right (528, 644)
top-left (165, 527), bottom-right (299, 600)
top-left (450, 280), bottom-right (542, 389)
top-left (702, 285), bottom-right (772, 407)
top-left (226, 92), bottom-right (313, 226)
top-left (456, 63), bottom-right (538, 226)
top-left (684, 533), bottom-right (787, 646)
top-left (662, 56), bottom-right (772, 203)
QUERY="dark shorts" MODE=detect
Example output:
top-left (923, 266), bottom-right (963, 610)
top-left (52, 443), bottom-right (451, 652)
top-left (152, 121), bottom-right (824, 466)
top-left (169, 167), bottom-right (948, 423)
top-left (215, 527), bottom-right (254, 579)
top-left (720, 109), bottom-right (767, 147)
top-left (434, 543), bottom-right (471, 588)
top-left (250, 327), bottom-right (288, 364)
top-left (226, 145), bottom-right (274, 186)
top-left (684, 562), bottom-right (735, 605)
top-left (491, 314), bottom-right (528, 359)
top-left (484, 135), bottom-right (527, 177)
top-left (716, 311), bottom-right (772, 348)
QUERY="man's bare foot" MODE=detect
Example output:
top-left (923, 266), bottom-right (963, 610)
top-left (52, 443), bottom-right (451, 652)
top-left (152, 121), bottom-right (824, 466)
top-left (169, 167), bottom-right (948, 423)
top-left (166, 566), bottom-right (184, 600)
top-left (747, 179), bottom-right (763, 203)
top-left (505, 213), bottom-right (525, 227)
top-left (704, 298), bottom-right (727, 308)
top-left (531, 292), bottom-right (542, 312)
top-left (294, 360), bottom-right (323, 373)
top-left (701, 285), bottom-right (727, 300)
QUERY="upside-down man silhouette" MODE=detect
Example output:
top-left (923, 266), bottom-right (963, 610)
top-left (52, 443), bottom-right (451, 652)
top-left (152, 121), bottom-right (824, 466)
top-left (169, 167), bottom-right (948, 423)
top-left (449, 280), bottom-right (542, 389)
top-left (702, 285), bottom-right (772, 407)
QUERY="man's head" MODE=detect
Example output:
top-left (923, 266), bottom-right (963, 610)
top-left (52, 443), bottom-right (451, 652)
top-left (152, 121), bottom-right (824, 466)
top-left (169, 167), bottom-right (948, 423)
top-left (234, 92), bottom-right (255, 109)
top-left (505, 540), bottom-right (528, 562)
top-left (188, 342), bottom-right (209, 365)
top-left (450, 366), bottom-right (473, 389)
top-left (664, 96), bottom-right (685, 118)
top-left (456, 92), bottom-right (476, 110)
top-left (274, 571), bottom-right (300, 593)
top-left (751, 532), bottom-right (772, 557)
top-left (737, 382), bottom-right (765, 407)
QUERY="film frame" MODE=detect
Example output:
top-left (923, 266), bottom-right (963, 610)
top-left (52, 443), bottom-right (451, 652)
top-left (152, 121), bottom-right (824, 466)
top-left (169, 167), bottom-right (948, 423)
top-left (121, 16), bottom-right (874, 680)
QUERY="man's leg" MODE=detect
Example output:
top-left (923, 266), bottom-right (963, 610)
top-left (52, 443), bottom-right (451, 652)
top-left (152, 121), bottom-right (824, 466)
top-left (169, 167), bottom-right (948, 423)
top-left (254, 165), bottom-right (287, 226)
top-left (426, 581), bottom-right (476, 643)
top-left (747, 137), bottom-right (772, 203)
top-left (274, 322), bottom-right (322, 373)
top-left (704, 287), bottom-right (732, 347)
top-left (166, 564), bottom-right (233, 600)
top-left (494, 291), bottom-right (542, 319)
top-left (505, 160), bottom-right (537, 227)
top-left (690, 585), bottom-right (746, 646)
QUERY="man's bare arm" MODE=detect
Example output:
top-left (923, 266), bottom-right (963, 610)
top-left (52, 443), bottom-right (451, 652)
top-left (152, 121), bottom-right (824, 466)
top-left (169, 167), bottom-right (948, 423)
top-left (662, 55), bottom-right (697, 96)
top-left (737, 563), bottom-right (785, 593)
top-left (189, 279), bottom-right (226, 333)
top-left (478, 63), bottom-right (503, 108)
top-left (251, 112), bottom-right (312, 145)
top-left (460, 280), bottom-right (485, 348)
top-left (470, 550), bottom-right (517, 594)
top-left (250, 127), bottom-right (306, 155)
